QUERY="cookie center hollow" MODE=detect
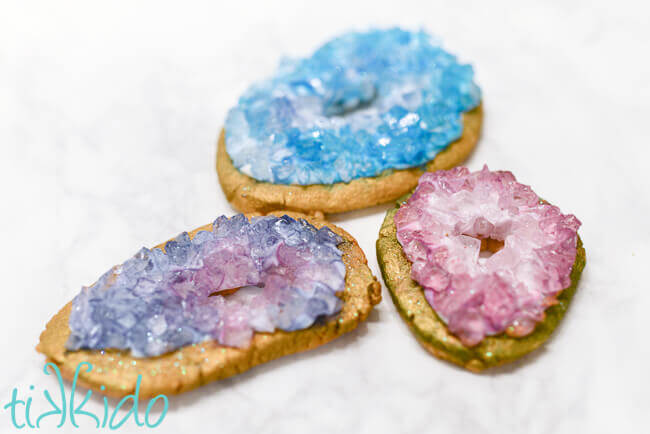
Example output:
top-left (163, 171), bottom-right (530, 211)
top-left (209, 283), bottom-right (265, 297)
top-left (477, 237), bottom-right (504, 258)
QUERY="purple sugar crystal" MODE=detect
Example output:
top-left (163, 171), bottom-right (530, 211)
top-left (67, 215), bottom-right (345, 357)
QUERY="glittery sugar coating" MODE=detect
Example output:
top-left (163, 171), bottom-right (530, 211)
top-left (394, 167), bottom-right (581, 346)
top-left (225, 28), bottom-right (481, 185)
top-left (67, 215), bottom-right (346, 357)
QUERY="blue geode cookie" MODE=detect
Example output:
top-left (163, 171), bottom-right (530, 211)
top-left (225, 28), bottom-right (481, 186)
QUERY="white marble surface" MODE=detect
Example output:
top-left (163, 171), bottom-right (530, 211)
top-left (1, 0), bottom-right (649, 433)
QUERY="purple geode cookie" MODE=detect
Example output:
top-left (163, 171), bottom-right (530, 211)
top-left (67, 214), bottom-right (346, 357)
top-left (394, 166), bottom-right (581, 346)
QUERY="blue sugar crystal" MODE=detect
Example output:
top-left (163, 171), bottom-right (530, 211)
top-left (67, 215), bottom-right (346, 357)
top-left (225, 28), bottom-right (481, 185)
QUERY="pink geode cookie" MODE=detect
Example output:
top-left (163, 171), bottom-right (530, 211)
top-left (393, 166), bottom-right (582, 347)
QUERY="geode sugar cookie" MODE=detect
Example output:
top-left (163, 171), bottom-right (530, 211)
top-left (376, 167), bottom-right (585, 371)
top-left (218, 28), bottom-right (482, 214)
top-left (38, 212), bottom-right (381, 397)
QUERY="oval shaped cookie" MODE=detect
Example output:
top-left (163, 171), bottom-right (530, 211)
top-left (37, 211), bottom-right (381, 397)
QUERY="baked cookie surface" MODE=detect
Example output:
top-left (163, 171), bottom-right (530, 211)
top-left (376, 187), bottom-right (585, 372)
top-left (217, 105), bottom-right (482, 214)
top-left (37, 211), bottom-right (381, 397)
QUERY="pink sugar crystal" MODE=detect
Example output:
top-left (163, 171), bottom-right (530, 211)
top-left (394, 166), bottom-right (581, 346)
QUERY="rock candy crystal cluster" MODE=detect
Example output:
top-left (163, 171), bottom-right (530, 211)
top-left (394, 167), bottom-right (581, 346)
top-left (67, 215), bottom-right (346, 357)
top-left (225, 28), bottom-right (481, 185)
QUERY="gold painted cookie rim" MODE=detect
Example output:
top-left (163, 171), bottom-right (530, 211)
top-left (376, 198), bottom-right (586, 372)
top-left (37, 211), bottom-right (381, 398)
top-left (217, 105), bottom-right (483, 214)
